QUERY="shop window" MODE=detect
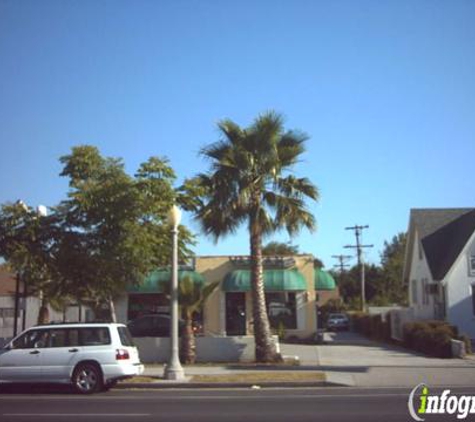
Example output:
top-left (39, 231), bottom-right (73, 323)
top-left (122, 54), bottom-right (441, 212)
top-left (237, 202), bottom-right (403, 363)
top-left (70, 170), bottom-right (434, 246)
top-left (128, 294), bottom-right (203, 335)
top-left (128, 294), bottom-right (169, 320)
top-left (265, 292), bottom-right (297, 329)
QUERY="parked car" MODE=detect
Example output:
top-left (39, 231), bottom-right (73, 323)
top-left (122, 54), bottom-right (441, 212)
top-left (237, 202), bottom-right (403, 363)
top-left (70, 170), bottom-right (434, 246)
top-left (127, 314), bottom-right (186, 337)
top-left (326, 313), bottom-right (350, 331)
top-left (0, 322), bottom-right (144, 394)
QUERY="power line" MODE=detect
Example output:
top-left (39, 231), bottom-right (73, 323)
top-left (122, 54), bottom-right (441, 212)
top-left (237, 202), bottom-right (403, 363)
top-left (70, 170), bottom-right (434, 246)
top-left (344, 225), bottom-right (373, 311)
top-left (331, 254), bottom-right (352, 273)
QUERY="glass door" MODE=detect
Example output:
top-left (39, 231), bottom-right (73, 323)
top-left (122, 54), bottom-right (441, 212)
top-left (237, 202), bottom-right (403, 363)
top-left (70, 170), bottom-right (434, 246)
top-left (225, 292), bottom-right (246, 336)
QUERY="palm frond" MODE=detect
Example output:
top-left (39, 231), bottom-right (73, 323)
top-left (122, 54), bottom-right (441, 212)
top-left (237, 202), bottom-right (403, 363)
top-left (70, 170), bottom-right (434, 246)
top-left (277, 132), bottom-right (308, 167)
top-left (276, 175), bottom-right (320, 201)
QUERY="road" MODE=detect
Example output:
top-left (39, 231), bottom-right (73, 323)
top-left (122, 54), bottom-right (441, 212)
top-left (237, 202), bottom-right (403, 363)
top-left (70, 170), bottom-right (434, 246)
top-left (0, 387), bottom-right (472, 422)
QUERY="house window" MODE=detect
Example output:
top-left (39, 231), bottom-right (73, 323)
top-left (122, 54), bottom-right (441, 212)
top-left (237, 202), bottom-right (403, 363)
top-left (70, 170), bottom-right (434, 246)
top-left (411, 279), bottom-right (418, 305)
top-left (422, 278), bottom-right (429, 306)
top-left (472, 285), bottom-right (475, 316)
top-left (265, 292), bottom-right (297, 329)
top-left (469, 256), bottom-right (475, 276)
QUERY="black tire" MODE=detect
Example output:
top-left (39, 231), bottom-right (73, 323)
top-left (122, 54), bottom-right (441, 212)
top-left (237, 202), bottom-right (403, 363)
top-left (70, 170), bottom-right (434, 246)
top-left (72, 363), bottom-right (103, 394)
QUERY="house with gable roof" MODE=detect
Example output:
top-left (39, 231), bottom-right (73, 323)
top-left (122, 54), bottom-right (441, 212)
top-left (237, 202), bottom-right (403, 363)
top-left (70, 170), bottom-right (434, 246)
top-left (403, 208), bottom-right (475, 339)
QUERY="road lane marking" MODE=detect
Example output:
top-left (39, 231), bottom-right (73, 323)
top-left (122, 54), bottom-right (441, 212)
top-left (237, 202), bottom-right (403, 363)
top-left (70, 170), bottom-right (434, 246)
top-left (3, 414), bottom-right (150, 417)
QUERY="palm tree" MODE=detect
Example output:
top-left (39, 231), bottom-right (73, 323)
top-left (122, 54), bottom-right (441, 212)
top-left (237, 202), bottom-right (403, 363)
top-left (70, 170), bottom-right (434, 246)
top-left (194, 111), bottom-right (319, 362)
top-left (178, 276), bottom-right (219, 364)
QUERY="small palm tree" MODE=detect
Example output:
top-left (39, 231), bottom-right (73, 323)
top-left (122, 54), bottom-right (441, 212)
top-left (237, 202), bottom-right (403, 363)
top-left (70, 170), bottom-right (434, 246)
top-left (179, 277), bottom-right (219, 364)
top-left (194, 111), bottom-right (319, 362)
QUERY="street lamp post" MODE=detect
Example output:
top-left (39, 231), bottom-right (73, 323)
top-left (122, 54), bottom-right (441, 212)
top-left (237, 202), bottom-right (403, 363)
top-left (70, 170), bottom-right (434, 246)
top-left (164, 205), bottom-right (185, 381)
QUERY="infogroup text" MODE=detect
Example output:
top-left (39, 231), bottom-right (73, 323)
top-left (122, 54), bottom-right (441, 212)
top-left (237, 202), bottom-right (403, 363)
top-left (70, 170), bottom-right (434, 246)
top-left (408, 384), bottom-right (475, 420)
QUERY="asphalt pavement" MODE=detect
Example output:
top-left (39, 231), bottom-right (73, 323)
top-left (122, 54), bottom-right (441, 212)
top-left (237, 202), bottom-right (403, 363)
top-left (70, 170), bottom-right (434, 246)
top-left (1, 387), bottom-right (473, 422)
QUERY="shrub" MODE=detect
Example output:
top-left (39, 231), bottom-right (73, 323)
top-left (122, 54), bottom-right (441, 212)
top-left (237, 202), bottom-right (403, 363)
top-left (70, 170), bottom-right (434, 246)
top-left (276, 320), bottom-right (286, 341)
top-left (403, 320), bottom-right (457, 358)
top-left (351, 312), bottom-right (391, 341)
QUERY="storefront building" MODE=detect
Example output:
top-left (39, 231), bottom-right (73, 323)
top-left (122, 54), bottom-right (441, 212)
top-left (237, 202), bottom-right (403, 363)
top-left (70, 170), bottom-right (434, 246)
top-left (117, 254), bottom-right (318, 339)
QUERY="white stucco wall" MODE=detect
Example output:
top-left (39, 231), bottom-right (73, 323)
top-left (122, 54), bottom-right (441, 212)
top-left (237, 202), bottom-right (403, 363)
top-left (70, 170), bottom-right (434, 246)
top-left (133, 335), bottom-right (280, 363)
top-left (408, 231), bottom-right (436, 320)
top-left (445, 233), bottom-right (475, 339)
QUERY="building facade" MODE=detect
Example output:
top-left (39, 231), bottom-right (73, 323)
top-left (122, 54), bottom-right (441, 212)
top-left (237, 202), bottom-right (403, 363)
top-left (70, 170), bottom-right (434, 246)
top-left (403, 208), bottom-right (475, 339)
top-left (117, 254), bottom-right (319, 339)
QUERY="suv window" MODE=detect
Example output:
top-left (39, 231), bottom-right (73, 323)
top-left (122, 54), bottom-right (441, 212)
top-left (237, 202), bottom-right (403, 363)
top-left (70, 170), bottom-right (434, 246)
top-left (118, 326), bottom-right (135, 347)
top-left (44, 329), bottom-right (81, 347)
top-left (11, 329), bottom-right (48, 349)
top-left (47, 329), bottom-right (68, 347)
top-left (79, 327), bottom-right (111, 346)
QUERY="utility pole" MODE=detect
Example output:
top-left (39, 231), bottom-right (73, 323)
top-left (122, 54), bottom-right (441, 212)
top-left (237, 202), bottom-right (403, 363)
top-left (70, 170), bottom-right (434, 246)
top-left (344, 225), bottom-right (373, 311)
top-left (331, 254), bottom-right (352, 273)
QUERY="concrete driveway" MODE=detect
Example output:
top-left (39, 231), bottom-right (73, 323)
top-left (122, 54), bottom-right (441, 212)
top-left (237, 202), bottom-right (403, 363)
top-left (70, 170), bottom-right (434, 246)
top-left (280, 331), bottom-right (475, 388)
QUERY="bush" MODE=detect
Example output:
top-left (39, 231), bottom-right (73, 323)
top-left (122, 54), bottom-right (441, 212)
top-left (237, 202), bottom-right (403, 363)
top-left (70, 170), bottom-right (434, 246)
top-left (351, 312), bottom-right (391, 341)
top-left (403, 320), bottom-right (457, 358)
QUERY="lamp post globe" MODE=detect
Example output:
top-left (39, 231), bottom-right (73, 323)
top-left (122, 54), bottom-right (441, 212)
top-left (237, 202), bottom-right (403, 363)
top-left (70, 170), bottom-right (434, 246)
top-left (167, 205), bottom-right (182, 229)
top-left (37, 205), bottom-right (48, 217)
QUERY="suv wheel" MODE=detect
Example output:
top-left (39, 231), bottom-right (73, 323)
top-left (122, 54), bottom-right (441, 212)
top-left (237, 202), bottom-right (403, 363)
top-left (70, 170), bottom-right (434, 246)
top-left (72, 363), bottom-right (103, 394)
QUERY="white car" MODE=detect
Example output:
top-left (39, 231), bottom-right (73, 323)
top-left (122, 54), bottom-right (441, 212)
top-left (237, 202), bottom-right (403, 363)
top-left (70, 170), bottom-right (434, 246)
top-left (326, 313), bottom-right (350, 331)
top-left (0, 322), bottom-right (144, 394)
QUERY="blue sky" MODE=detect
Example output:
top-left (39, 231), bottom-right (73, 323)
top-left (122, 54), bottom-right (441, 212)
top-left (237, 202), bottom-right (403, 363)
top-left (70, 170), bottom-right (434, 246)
top-left (1, 0), bottom-right (474, 268)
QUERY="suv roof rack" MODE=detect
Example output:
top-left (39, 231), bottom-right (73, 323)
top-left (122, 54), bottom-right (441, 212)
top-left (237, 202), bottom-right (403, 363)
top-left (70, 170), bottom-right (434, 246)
top-left (35, 320), bottom-right (114, 326)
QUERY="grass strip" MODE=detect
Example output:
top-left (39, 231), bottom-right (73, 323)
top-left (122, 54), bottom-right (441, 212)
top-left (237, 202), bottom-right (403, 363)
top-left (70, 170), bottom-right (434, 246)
top-left (191, 372), bottom-right (325, 383)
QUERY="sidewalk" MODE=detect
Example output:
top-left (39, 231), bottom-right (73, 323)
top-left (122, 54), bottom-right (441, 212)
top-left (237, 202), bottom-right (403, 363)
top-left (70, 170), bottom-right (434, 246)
top-left (119, 333), bottom-right (475, 389)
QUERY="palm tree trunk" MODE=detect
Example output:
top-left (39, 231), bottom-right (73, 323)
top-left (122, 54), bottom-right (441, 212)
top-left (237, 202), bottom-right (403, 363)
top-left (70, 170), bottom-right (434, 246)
top-left (108, 296), bottom-right (117, 323)
top-left (250, 218), bottom-right (281, 362)
top-left (180, 310), bottom-right (196, 364)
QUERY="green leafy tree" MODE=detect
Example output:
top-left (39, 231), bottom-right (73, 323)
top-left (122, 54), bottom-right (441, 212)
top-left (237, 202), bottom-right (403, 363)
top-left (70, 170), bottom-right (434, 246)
top-left (313, 257), bottom-right (325, 269)
top-left (0, 202), bottom-right (68, 324)
top-left (336, 264), bottom-right (384, 309)
top-left (380, 232), bottom-right (407, 305)
top-left (337, 232), bottom-right (407, 308)
top-left (1, 146), bottom-right (196, 323)
top-left (191, 111), bottom-right (319, 362)
top-left (57, 146), bottom-right (195, 320)
top-left (262, 241), bottom-right (299, 256)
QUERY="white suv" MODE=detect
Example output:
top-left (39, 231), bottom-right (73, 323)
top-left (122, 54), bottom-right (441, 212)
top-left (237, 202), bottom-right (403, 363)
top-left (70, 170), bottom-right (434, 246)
top-left (0, 322), bottom-right (144, 394)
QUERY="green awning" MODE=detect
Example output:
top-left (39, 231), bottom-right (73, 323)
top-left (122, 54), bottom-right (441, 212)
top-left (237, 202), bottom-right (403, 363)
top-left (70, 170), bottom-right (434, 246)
top-left (223, 269), bottom-right (307, 292)
top-left (128, 270), bottom-right (205, 293)
top-left (315, 269), bottom-right (336, 291)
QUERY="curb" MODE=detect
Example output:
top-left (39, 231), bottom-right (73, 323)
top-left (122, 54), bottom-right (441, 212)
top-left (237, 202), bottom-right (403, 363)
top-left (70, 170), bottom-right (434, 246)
top-left (116, 380), bottom-right (345, 389)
